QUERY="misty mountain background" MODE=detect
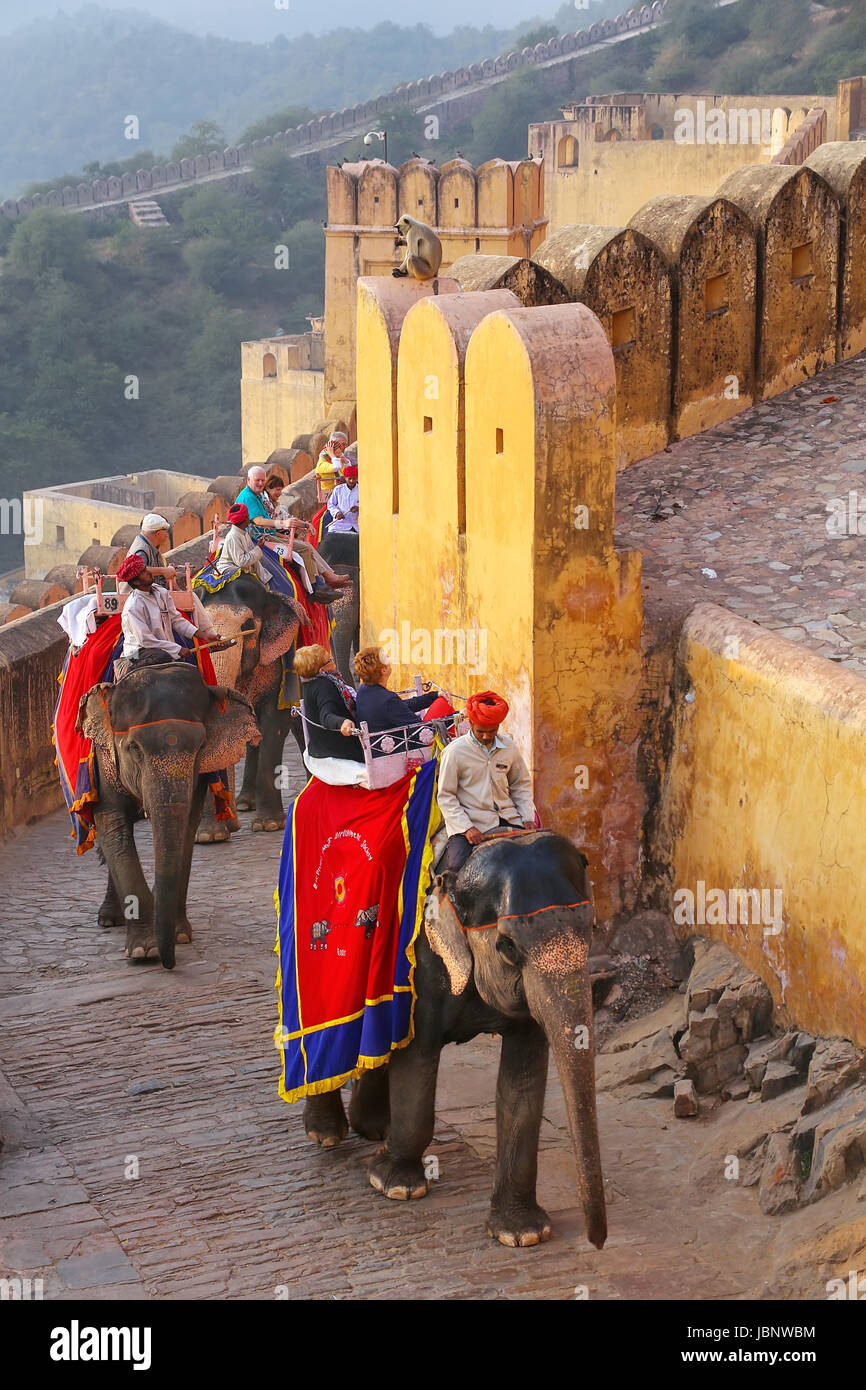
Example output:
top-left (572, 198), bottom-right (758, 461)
top-left (0, 1), bottom-right (632, 194)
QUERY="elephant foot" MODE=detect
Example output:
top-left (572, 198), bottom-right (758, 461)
top-left (175, 919), bottom-right (194, 945)
top-left (348, 1069), bottom-right (390, 1140)
top-left (124, 926), bottom-right (160, 963)
top-left (303, 1092), bottom-right (348, 1148)
top-left (485, 1203), bottom-right (552, 1248)
top-left (236, 795), bottom-right (255, 812)
top-left (251, 816), bottom-right (286, 833)
top-left (367, 1147), bottom-right (428, 1200)
top-left (97, 901), bottom-right (124, 929)
top-left (196, 825), bottom-right (232, 844)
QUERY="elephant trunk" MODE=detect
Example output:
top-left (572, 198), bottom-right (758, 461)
top-left (145, 775), bottom-right (195, 971)
top-left (524, 947), bottom-right (607, 1250)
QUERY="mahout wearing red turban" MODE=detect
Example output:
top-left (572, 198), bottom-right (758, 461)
top-left (116, 553), bottom-right (146, 582)
top-left (226, 503), bottom-right (250, 525)
top-left (465, 691), bottom-right (509, 728)
top-left (342, 462), bottom-right (358, 480)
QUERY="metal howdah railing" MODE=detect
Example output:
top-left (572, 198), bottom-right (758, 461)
top-left (300, 677), bottom-right (469, 790)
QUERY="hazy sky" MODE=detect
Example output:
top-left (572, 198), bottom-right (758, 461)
top-left (0, 0), bottom-right (563, 40)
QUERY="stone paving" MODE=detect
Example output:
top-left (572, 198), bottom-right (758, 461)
top-left (616, 351), bottom-right (866, 672)
top-left (2, 739), bottom-right (859, 1302)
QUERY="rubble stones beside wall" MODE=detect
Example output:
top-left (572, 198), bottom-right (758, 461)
top-left (0, 3), bottom-right (667, 220)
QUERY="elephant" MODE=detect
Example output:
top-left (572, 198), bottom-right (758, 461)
top-left (79, 662), bottom-right (260, 969)
top-left (192, 572), bottom-right (306, 836)
top-left (317, 530), bottom-right (358, 685)
top-left (301, 831), bottom-right (607, 1250)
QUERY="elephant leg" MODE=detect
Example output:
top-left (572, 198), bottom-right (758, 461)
top-left (97, 861), bottom-right (124, 929)
top-left (349, 1065), bottom-right (390, 1140)
top-left (175, 776), bottom-right (208, 945)
top-left (486, 1023), bottom-right (552, 1248)
top-left (251, 703), bottom-right (293, 832)
top-left (195, 773), bottom-right (237, 844)
top-left (367, 1045), bottom-right (439, 1200)
top-left (237, 743), bottom-right (259, 812)
top-left (303, 1089), bottom-right (348, 1148)
top-left (95, 804), bottom-right (157, 962)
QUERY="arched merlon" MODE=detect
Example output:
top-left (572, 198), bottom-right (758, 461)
top-left (446, 253), bottom-right (570, 305)
top-left (804, 142), bottom-right (866, 360)
top-left (716, 163), bottom-right (839, 400)
top-left (629, 195), bottom-right (756, 438)
top-left (534, 223), bottom-right (672, 466)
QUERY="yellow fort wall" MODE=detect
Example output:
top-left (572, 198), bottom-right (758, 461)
top-left (240, 338), bottom-right (324, 466)
top-left (531, 88), bottom-right (844, 235)
top-left (356, 276), bottom-right (644, 920)
top-left (655, 605), bottom-right (866, 1046)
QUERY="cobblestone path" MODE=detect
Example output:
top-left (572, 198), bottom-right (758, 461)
top-left (1, 738), bottom-right (847, 1301)
top-left (616, 351), bottom-right (866, 671)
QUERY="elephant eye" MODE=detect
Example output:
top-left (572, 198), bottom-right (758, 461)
top-left (495, 934), bottom-right (520, 966)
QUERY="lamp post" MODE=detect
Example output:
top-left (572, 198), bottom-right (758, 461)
top-left (363, 129), bottom-right (388, 165)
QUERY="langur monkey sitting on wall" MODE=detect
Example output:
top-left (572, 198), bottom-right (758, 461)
top-left (393, 215), bottom-right (443, 281)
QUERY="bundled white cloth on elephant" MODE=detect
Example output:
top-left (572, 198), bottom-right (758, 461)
top-left (58, 594), bottom-right (99, 648)
top-left (303, 750), bottom-right (369, 788)
top-left (215, 524), bottom-right (272, 587)
top-left (121, 586), bottom-right (198, 660)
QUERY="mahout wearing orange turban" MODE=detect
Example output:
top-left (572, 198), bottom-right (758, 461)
top-left (465, 691), bottom-right (509, 728)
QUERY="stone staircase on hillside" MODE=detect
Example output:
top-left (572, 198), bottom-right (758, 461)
top-left (128, 199), bottom-right (169, 228)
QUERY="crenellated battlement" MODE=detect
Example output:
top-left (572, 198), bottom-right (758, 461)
top-left (323, 155), bottom-right (548, 410)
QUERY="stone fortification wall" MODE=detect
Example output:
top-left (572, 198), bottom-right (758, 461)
top-left (527, 144), bottom-right (866, 466)
top-left (356, 276), bottom-right (644, 922)
top-left (324, 155), bottom-right (548, 408)
top-left (655, 605), bottom-right (866, 1047)
top-left (0, 4), bottom-right (668, 221)
top-left (0, 604), bottom-right (68, 838)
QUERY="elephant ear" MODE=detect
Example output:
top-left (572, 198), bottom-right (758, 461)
top-left (77, 685), bottom-right (123, 791)
top-left (424, 876), bottom-right (472, 996)
top-left (199, 686), bottom-right (261, 774)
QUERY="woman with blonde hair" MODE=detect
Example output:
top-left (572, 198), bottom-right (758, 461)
top-left (353, 646), bottom-right (438, 736)
top-left (294, 644), bottom-right (365, 782)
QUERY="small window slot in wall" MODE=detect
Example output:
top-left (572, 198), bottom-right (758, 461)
top-left (454, 197), bottom-right (459, 209)
top-left (705, 273), bottom-right (729, 318)
top-left (418, 198), bottom-right (424, 207)
top-left (423, 416), bottom-right (433, 434)
top-left (791, 242), bottom-right (813, 280)
top-left (495, 428), bottom-right (504, 454)
top-left (56, 525), bottom-right (65, 545)
top-left (611, 307), bottom-right (636, 351)
top-left (373, 195), bottom-right (379, 205)
top-left (263, 352), bottom-right (277, 379)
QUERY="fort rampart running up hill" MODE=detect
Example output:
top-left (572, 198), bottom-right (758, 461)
top-left (0, 3), bottom-right (672, 220)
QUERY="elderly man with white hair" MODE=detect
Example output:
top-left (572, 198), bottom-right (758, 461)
top-left (234, 466), bottom-right (349, 602)
top-left (125, 512), bottom-right (177, 588)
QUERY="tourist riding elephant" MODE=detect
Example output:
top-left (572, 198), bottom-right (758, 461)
top-left (302, 831), bottom-right (607, 1250)
top-left (194, 573), bottom-right (305, 836)
top-left (79, 663), bottom-right (259, 969)
top-left (317, 530), bottom-right (358, 684)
